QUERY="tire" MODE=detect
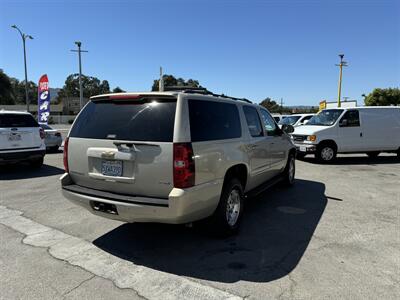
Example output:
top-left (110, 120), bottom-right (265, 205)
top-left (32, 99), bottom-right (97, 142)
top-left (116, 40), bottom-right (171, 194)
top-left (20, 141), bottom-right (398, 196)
top-left (30, 157), bottom-right (44, 168)
top-left (282, 153), bottom-right (295, 186)
top-left (206, 178), bottom-right (244, 237)
top-left (367, 151), bottom-right (380, 158)
top-left (316, 143), bottom-right (337, 163)
top-left (50, 146), bottom-right (59, 152)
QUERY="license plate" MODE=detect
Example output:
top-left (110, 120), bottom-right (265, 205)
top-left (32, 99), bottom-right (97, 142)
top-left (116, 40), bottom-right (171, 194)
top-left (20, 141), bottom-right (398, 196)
top-left (8, 134), bottom-right (21, 141)
top-left (299, 146), bottom-right (307, 152)
top-left (101, 160), bottom-right (123, 177)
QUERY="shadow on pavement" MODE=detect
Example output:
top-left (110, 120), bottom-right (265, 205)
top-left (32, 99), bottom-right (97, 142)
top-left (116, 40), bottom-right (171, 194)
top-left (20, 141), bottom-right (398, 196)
top-left (45, 148), bottom-right (63, 154)
top-left (0, 163), bottom-right (64, 180)
top-left (93, 179), bottom-right (327, 283)
top-left (301, 154), bottom-right (399, 165)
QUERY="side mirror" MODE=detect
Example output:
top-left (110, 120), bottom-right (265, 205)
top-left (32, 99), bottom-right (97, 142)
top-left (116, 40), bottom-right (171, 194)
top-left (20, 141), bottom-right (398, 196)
top-left (303, 120), bottom-right (309, 125)
top-left (282, 124), bottom-right (294, 134)
top-left (340, 119), bottom-right (348, 127)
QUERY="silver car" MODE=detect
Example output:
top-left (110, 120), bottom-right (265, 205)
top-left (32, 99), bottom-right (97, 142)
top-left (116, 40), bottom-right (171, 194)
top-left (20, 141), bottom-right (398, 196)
top-left (61, 90), bottom-right (296, 235)
top-left (40, 124), bottom-right (62, 152)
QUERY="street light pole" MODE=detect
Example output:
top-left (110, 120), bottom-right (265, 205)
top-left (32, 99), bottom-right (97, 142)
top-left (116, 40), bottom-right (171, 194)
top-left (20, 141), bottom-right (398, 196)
top-left (71, 41), bottom-right (88, 110)
top-left (12, 25), bottom-right (33, 112)
top-left (336, 54), bottom-right (348, 108)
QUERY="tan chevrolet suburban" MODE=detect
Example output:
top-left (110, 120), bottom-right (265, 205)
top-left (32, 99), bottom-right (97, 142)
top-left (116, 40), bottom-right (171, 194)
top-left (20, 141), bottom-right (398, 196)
top-left (61, 89), bottom-right (296, 235)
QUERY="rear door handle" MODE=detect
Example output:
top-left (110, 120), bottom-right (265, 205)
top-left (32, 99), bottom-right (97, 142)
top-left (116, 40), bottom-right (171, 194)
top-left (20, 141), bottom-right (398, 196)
top-left (360, 132), bottom-right (363, 137)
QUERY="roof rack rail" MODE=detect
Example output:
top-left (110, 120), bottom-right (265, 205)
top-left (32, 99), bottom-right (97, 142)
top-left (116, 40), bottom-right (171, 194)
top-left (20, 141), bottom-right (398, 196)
top-left (164, 86), bottom-right (209, 93)
top-left (163, 85), bottom-right (252, 103)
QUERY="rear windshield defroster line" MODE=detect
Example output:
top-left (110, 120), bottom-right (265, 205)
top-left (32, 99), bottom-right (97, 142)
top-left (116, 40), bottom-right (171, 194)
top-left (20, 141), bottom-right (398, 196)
top-left (69, 98), bottom-right (177, 142)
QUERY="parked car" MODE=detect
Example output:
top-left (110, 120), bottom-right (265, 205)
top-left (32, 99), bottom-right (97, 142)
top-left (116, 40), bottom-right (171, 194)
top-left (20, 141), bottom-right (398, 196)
top-left (40, 124), bottom-right (62, 152)
top-left (60, 90), bottom-right (296, 235)
top-left (278, 114), bottom-right (315, 127)
top-left (0, 110), bottom-right (45, 167)
top-left (292, 107), bottom-right (400, 162)
top-left (272, 114), bottom-right (286, 123)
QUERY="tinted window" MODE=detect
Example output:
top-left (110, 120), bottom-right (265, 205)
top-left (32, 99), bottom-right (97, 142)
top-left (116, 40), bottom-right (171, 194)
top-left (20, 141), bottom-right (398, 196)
top-left (243, 106), bottom-right (263, 137)
top-left (70, 98), bottom-right (176, 142)
top-left (0, 114), bottom-right (38, 128)
top-left (340, 110), bottom-right (360, 127)
top-left (188, 100), bottom-right (241, 142)
top-left (260, 109), bottom-right (278, 135)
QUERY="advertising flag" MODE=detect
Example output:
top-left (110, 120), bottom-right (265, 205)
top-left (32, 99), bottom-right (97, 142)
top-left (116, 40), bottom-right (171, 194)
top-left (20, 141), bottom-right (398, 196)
top-left (38, 74), bottom-right (50, 124)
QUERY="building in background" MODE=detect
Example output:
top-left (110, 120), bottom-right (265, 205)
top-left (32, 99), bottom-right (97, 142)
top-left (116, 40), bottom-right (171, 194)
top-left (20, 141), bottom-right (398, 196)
top-left (62, 97), bottom-right (89, 115)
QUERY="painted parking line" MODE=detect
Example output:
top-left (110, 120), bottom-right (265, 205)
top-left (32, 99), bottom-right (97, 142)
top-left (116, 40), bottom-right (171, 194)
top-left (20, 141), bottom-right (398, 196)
top-left (0, 205), bottom-right (242, 300)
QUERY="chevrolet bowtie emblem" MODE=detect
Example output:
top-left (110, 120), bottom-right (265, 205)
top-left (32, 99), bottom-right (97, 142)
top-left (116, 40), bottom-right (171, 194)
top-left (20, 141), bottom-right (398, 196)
top-left (101, 151), bottom-right (116, 159)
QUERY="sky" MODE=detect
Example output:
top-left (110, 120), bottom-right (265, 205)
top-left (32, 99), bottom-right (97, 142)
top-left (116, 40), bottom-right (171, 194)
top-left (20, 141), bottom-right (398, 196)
top-left (0, 0), bottom-right (399, 106)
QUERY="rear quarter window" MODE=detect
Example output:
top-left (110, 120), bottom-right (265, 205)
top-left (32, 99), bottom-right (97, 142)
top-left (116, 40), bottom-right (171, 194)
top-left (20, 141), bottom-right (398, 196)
top-left (188, 99), bottom-right (241, 142)
top-left (69, 98), bottom-right (177, 142)
top-left (0, 114), bottom-right (39, 128)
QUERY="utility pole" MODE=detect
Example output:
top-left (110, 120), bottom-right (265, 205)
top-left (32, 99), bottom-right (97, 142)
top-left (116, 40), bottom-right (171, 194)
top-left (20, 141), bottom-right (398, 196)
top-left (335, 54), bottom-right (348, 108)
top-left (71, 41), bottom-right (88, 110)
top-left (11, 25), bottom-right (33, 112)
top-left (280, 98), bottom-right (284, 114)
top-left (159, 66), bottom-right (164, 92)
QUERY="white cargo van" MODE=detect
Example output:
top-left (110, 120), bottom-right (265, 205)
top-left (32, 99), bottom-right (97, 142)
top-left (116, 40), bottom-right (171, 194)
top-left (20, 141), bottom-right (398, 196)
top-left (292, 107), bottom-right (400, 162)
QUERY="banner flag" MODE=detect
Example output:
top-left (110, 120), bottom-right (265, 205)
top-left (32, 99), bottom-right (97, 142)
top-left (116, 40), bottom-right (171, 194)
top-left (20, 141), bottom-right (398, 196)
top-left (38, 74), bottom-right (50, 124)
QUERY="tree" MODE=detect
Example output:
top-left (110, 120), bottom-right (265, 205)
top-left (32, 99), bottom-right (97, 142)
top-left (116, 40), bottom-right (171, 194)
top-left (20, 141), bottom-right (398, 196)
top-left (0, 69), bottom-right (15, 104)
top-left (151, 74), bottom-right (202, 91)
top-left (112, 87), bottom-right (125, 93)
top-left (259, 98), bottom-right (281, 113)
top-left (57, 74), bottom-right (111, 101)
top-left (363, 88), bottom-right (400, 106)
top-left (9, 77), bottom-right (38, 105)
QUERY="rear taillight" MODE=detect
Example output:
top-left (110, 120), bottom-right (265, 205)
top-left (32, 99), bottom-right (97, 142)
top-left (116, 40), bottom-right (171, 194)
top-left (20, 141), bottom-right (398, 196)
top-left (63, 137), bottom-right (69, 173)
top-left (39, 128), bottom-right (45, 139)
top-left (173, 143), bottom-right (195, 188)
top-left (55, 132), bottom-right (61, 137)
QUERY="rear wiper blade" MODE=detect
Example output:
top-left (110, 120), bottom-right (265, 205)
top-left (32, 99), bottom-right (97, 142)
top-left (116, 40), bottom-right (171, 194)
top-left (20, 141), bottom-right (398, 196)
top-left (113, 141), bottom-right (160, 152)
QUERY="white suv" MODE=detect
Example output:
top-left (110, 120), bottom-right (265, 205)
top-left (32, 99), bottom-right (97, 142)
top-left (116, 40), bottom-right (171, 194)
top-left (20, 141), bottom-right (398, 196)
top-left (0, 110), bottom-right (46, 167)
top-left (61, 90), bottom-right (296, 235)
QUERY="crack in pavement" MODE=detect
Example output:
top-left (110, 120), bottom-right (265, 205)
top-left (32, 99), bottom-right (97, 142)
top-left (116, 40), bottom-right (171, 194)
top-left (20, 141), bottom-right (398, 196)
top-left (61, 274), bottom-right (96, 298)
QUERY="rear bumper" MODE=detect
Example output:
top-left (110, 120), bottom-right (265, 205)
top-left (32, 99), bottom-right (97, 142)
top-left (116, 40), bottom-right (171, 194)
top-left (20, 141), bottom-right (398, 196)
top-left (60, 173), bottom-right (223, 224)
top-left (0, 149), bottom-right (45, 163)
top-left (295, 143), bottom-right (317, 154)
top-left (45, 137), bottom-right (63, 148)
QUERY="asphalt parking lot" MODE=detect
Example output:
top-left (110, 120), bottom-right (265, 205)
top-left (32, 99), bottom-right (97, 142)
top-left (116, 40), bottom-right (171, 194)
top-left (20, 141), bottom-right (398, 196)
top-left (0, 151), bottom-right (399, 299)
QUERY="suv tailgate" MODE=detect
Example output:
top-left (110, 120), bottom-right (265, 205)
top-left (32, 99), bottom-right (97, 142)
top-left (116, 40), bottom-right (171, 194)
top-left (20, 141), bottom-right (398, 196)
top-left (0, 114), bottom-right (42, 151)
top-left (67, 96), bottom-right (177, 199)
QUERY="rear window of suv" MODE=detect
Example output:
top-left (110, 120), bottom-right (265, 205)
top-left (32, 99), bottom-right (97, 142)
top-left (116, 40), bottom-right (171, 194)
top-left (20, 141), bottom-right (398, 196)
top-left (188, 99), bottom-right (241, 142)
top-left (69, 98), bottom-right (177, 142)
top-left (0, 114), bottom-right (39, 128)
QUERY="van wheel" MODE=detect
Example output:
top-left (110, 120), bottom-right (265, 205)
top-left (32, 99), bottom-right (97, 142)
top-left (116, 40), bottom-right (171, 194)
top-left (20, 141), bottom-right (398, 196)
top-left (30, 157), bottom-right (44, 168)
top-left (282, 154), bottom-right (295, 186)
top-left (367, 152), bottom-right (380, 158)
top-left (316, 144), bottom-right (336, 163)
top-left (206, 178), bottom-right (244, 237)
